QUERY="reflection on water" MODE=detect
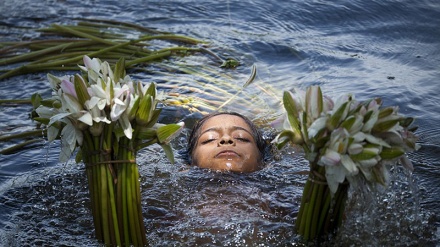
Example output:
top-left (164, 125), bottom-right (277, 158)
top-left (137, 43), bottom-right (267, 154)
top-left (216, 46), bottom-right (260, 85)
top-left (1, 0), bottom-right (440, 245)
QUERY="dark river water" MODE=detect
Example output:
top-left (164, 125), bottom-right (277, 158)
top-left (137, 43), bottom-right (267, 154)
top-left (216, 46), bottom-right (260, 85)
top-left (1, 0), bottom-right (439, 246)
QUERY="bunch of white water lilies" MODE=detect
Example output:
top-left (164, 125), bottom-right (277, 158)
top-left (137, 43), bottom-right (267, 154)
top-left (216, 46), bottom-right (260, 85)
top-left (272, 85), bottom-right (419, 240)
top-left (33, 55), bottom-right (184, 246)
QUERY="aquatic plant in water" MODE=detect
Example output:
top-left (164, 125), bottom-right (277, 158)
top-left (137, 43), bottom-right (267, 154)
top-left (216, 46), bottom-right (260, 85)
top-left (32, 55), bottom-right (184, 246)
top-left (272, 86), bottom-right (419, 241)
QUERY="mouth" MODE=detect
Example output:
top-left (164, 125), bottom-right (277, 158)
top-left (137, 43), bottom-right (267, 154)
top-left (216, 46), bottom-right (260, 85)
top-left (215, 150), bottom-right (239, 158)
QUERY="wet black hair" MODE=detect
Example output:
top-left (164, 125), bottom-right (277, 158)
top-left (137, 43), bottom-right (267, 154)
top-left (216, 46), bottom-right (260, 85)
top-left (186, 111), bottom-right (266, 166)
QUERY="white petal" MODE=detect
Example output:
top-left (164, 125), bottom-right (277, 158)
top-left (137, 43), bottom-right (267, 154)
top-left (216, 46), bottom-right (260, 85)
top-left (325, 165), bottom-right (346, 194)
top-left (308, 116), bottom-right (327, 139)
top-left (365, 134), bottom-right (391, 148)
top-left (347, 114), bottom-right (364, 134)
top-left (47, 126), bottom-right (59, 142)
top-left (90, 84), bottom-right (107, 98)
top-left (362, 110), bottom-right (379, 132)
top-left (270, 113), bottom-right (288, 131)
top-left (85, 97), bottom-right (100, 110)
top-left (36, 106), bottom-right (56, 118)
top-left (63, 93), bottom-right (82, 112)
top-left (358, 157), bottom-right (379, 168)
top-left (352, 132), bottom-right (366, 142)
top-left (93, 116), bottom-right (111, 124)
top-left (119, 113), bottom-right (132, 139)
top-left (78, 112), bottom-right (93, 126)
top-left (306, 85), bottom-right (322, 120)
top-left (59, 122), bottom-right (76, 162)
top-left (84, 55), bottom-right (101, 73)
top-left (111, 99), bottom-right (127, 121)
top-left (319, 149), bottom-right (341, 166)
top-left (341, 154), bottom-right (359, 175)
top-left (348, 143), bottom-right (363, 155)
top-left (49, 112), bottom-right (72, 127)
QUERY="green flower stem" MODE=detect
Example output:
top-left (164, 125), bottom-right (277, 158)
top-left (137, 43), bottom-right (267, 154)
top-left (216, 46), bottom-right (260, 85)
top-left (116, 136), bottom-right (147, 246)
top-left (82, 131), bottom-right (103, 242)
top-left (296, 164), bottom-right (349, 242)
top-left (125, 50), bottom-right (172, 67)
top-left (0, 139), bottom-right (42, 155)
top-left (317, 189), bottom-right (331, 235)
top-left (106, 165), bottom-right (121, 246)
top-left (52, 24), bottom-right (120, 46)
top-left (76, 19), bottom-right (164, 34)
top-left (311, 183), bottom-right (325, 238)
top-left (0, 99), bottom-right (33, 105)
top-left (99, 159), bottom-right (111, 244)
top-left (138, 34), bottom-right (207, 45)
top-left (0, 43), bottom-right (70, 65)
top-left (295, 176), bottom-right (312, 230)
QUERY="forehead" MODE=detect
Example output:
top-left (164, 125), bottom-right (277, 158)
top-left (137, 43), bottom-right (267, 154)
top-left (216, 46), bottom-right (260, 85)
top-left (200, 114), bottom-right (251, 132)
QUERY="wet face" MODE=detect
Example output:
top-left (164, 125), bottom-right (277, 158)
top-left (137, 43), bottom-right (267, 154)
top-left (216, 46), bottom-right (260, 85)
top-left (192, 114), bottom-right (261, 173)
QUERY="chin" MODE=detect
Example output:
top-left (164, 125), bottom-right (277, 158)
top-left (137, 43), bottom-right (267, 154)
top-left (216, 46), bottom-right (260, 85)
top-left (202, 162), bottom-right (258, 173)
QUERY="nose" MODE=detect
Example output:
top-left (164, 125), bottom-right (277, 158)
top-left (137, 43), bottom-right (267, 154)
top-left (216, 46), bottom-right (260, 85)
top-left (218, 135), bottom-right (235, 146)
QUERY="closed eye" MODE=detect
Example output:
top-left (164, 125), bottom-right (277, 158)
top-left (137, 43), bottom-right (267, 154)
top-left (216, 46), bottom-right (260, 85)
top-left (236, 137), bottom-right (250, 143)
top-left (201, 139), bottom-right (216, 144)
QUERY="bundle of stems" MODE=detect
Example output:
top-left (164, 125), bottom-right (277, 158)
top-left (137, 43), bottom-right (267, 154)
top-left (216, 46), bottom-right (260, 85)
top-left (295, 165), bottom-right (349, 241)
top-left (0, 20), bottom-right (206, 80)
top-left (81, 126), bottom-right (148, 246)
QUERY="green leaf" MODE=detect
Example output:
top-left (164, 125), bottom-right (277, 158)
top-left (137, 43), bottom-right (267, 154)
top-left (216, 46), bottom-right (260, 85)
top-left (372, 117), bottom-right (401, 132)
top-left (39, 99), bottom-right (56, 108)
top-left (329, 101), bottom-right (348, 129)
top-left (136, 127), bottom-right (157, 140)
top-left (378, 107), bottom-right (394, 119)
top-left (128, 96), bottom-right (140, 120)
top-left (33, 117), bottom-right (50, 125)
top-left (157, 123), bottom-right (184, 144)
top-left (145, 82), bottom-right (157, 99)
top-left (161, 143), bottom-right (175, 164)
top-left (400, 117), bottom-right (415, 128)
top-left (380, 147), bottom-right (404, 160)
top-left (31, 93), bottom-right (42, 109)
top-left (113, 57), bottom-right (126, 82)
top-left (75, 149), bottom-right (83, 163)
top-left (146, 109), bottom-right (162, 128)
top-left (274, 130), bottom-right (295, 146)
top-left (340, 115), bottom-right (355, 130)
top-left (242, 64), bottom-right (257, 88)
top-left (283, 91), bottom-right (303, 143)
top-left (73, 74), bottom-right (90, 107)
top-left (350, 150), bottom-right (378, 161)
top-left (136, 94), bottom-right (153, 125)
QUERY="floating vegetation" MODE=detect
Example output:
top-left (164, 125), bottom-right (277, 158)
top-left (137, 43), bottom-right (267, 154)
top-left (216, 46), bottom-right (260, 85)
top-left (0, 19), bottom-right (279, 155)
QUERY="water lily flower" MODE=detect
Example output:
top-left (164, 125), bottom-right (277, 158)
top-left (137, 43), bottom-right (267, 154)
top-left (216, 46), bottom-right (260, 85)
top-left (60, 78), bottom-right (78, 99)
top-left (305, 85), bottom-right (323, 121)
top-left (79, 55), bottom-right (102, 84)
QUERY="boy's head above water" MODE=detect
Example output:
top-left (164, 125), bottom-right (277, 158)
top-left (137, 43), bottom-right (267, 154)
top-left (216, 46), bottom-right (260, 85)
top-left (187, 112), bottom-right (265, 173)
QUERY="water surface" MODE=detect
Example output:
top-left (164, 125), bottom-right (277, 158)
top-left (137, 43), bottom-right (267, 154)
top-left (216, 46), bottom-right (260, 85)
top-left (1, 0), bottom-right (439, 246)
